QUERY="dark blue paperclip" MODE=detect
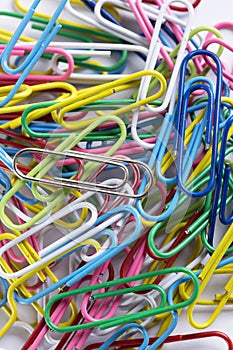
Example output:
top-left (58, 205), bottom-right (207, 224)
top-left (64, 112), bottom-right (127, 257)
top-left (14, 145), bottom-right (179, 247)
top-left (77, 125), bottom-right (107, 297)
top-left (174, 49), bottom-right (222, 197)
top-left (0, 0), bottom-right (68, 107)
top-left (208, 114), bottom-right (233, 245)
top-left (155, 76), bottom-right (214, 186)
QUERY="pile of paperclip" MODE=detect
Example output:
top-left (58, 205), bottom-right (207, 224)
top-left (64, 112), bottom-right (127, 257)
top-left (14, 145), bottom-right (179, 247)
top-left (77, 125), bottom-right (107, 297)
top-left (0, 0), bottom-right (233, 349)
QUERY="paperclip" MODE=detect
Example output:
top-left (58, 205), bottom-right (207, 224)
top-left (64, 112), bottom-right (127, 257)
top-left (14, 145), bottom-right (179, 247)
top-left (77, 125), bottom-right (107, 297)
top-left (174, 49), bottom-right (222, 197)
top-left (44, 266), bottom-right (198, 332)
top-left (50, 43), bottom-right (148, 83)
top-left (131, 0), bottom-right (194, 149)
top-left (202, 37), bottom-right (233, 88)
top-left (93, 323), bottom-right (149, 350)
top-left (153, 77), bottom-right (215, 188)
top-left (0, 44), bottom-right (75, 82)
top-left (19, 70), bottom-right (166, 136)
top-left (21, 259), bottom-right (115, 350)
top-left (133, 0), bottom-right (184, 68)
top-left (92, 0), bottom-right (148, 45)
top-left (187, 222), bottom-right (233, 328)
top-left (13, 147), bottom-right (153, 198)
top-left (169, 0), bottom-right (202, 11)
top-left (0, 0), bottom-right (68, 106)
top-left (83, 330), bottom-right (233, 350)
top-left (0, 200), bottom-right (98, 279)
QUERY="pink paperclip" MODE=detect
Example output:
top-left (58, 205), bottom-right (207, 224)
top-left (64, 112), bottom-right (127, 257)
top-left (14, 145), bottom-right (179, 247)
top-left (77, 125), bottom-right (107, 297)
top-left (133, 0), bottom-right (202, 72)
top-left (128, 0), bottom-right (174, 69)
top-left (0, 44), bottom-right (74, 81)
top-left (0, 48), bottom-right (25, 56)
top-left (202, 37), bottom-right (233, 88)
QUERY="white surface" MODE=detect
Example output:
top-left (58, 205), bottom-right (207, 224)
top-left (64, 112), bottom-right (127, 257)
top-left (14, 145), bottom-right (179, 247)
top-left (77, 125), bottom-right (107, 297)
top-left (0, 1), bottom-right (233, 349)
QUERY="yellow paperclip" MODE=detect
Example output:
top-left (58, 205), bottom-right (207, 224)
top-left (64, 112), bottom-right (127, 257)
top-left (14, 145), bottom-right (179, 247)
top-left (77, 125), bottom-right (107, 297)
top-left (0, 81), bottom-right (78, 130)
top-left (187, 222), bottom-right (233, 329)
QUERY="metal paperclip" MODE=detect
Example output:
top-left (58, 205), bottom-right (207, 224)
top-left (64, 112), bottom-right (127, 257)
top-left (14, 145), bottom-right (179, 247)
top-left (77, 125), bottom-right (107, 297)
top-left (13, 148), bottom-right (153, 198)
top-left (0, 0), bottom-right (68, 106)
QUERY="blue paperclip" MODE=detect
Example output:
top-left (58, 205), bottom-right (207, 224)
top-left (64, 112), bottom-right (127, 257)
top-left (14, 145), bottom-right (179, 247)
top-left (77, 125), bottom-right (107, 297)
top-left (208, 114), bottom-right (233, 246)
top-left (148, 311), bottom-right (178, 350)
top-left (0, 0), bottom-right (68, 107)
top-left (154, 77), bottom-right (214, 186)
top-left (98, 323), bottom-right (149, 350)
top-left (174, 49), bottom-right (222, 197)
top-left (136, 103), bottom-right (203, 222)
top-left (176, 83), bottom-right (214, 195)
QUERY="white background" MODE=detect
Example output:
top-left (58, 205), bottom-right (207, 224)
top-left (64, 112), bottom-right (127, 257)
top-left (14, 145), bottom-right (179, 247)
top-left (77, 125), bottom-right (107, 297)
top-left (0, 0), bottom-right (233, 349)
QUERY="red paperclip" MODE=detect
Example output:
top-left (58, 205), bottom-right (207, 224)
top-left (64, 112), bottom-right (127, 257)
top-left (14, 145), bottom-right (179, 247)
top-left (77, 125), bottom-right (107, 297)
top-left (83, 330), bottom-right (233, 350)
top-left (142, 0), bottom-right (202, 12)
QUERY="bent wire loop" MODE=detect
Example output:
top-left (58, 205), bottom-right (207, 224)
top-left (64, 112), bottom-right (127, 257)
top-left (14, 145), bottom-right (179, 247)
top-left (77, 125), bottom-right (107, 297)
top-left (0, 0), bottom-right (68, 106)
top-left (174, 49), bottom-right (223, 197)
top-left (44, 266), bottom-right (199, 332)
top-left (13, 148), bottom-right (153, 198)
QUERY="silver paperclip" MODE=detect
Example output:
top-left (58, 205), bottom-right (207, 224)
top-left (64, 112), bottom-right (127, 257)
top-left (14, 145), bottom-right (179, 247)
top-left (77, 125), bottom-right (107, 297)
top-left (13, 148), bottom-right (153, 198)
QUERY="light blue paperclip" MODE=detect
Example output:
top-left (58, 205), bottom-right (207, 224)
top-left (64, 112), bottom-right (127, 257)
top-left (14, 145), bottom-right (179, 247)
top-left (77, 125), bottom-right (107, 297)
top-left (98, 323), bottom-right (149, 350)
top-left (136, 94), bottom-right (203, 222)
top-left (0, 0), bottom-right (68, 107)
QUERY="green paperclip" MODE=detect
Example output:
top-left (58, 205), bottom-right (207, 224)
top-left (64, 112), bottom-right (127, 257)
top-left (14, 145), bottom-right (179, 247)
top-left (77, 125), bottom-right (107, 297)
top-left (44, 266), bottom-right (199, 332)
top-left (0, 11), bottom-right (127, 71)
top-left (31, 24), bottom-right (128, 72)
top-left (148, 167), bottom-right (214, 259)
top-left (21, 99), bottom-right (163, 141)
